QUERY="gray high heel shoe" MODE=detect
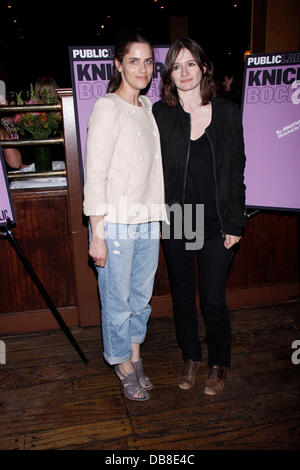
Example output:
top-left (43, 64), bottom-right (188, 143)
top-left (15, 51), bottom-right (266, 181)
top-left (114, 365), bottom-right (150, 401)
top-left (132, 359), bottom-right (153, 390)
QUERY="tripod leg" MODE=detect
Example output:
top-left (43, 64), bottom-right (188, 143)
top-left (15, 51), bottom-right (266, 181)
top-left (4, 227), bottom-right (89, 365)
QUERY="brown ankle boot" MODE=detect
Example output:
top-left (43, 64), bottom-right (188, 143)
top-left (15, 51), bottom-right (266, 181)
top-left (178, 359), bottom-right (200, 390)
top-left (204, 365), bottom-right (226, 396)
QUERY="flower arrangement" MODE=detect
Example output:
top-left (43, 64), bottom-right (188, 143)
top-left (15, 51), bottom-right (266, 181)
top-left (12, 110), bottom-right (62, 140)
top-left (7, 83), bottom-right (62, 140)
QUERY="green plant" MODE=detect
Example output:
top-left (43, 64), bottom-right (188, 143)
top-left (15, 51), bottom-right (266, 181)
top-left (12, 110), bottom-right (62, 139)
top-left (9, 84), bottom-right (62, 139)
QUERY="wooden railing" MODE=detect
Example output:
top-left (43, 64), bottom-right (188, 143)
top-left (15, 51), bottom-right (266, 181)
top-left (0, 102), bottom-right (66, 179)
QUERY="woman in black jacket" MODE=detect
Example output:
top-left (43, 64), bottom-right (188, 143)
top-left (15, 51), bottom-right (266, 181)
top-left (153, 37), bottom-right (246, 395)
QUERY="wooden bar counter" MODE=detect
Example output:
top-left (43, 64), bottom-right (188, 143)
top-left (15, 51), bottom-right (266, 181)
top-left (0, 90), bottom-right (299, 334)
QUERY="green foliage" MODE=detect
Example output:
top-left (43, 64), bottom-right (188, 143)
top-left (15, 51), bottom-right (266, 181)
top-left (9, 83), bottom-right (62, 139)
top-left (12, 111), bottom-right (62, 139)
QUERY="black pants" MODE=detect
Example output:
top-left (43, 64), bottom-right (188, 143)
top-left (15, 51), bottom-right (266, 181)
top-left (163, 232), bottom-right (234, 367)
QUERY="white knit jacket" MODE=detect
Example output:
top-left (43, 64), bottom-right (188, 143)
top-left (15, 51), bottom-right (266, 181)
top-left (83, 93), bottom-right (166, 224)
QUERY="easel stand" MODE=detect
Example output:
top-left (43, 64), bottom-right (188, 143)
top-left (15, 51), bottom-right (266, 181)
top-left (246, 209), bottom-right (261, 219)
top-left (1, 221), bottom-right (89, 365)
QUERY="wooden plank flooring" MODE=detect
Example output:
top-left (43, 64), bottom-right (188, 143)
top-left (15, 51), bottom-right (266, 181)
top-left (0, 300), bottom-right (299, 450)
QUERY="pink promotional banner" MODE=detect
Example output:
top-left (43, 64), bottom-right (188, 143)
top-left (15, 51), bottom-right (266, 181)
top-left (242, 50), bottom-right (300, 211)
top-left (0, 147), bottom-right (16, 226)
top-left (69, 45), bottom-right (169, 188)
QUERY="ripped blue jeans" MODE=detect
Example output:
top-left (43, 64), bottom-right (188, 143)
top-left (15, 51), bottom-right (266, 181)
top-left (93, 221), bottom-right (160, 365)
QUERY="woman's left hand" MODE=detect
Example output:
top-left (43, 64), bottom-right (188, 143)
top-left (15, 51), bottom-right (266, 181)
top-left (224, 234), bottom-right (241, 249)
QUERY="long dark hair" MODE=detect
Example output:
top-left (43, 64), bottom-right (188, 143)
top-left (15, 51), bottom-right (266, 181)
top-left (107, 30), bottom-right (154, 93)
top-left (161, 37), bottom-right (215, 107)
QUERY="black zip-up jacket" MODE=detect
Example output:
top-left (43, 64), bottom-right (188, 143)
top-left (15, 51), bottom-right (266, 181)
top-left (153, 97), bottom-right (246, 236)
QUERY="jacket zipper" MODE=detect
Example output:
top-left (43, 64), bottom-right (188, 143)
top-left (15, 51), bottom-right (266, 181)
top-left (206, 130), bottom-right (225, 237)
top-left (182, 113), bottom-right (191, 206)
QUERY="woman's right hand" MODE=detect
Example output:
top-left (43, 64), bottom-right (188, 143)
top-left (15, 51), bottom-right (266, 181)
top-left (89, 238), bottom-right (108, 267)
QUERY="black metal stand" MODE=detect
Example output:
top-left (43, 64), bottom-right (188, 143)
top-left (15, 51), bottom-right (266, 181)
top-left (245, 209), bottom-right (261, 219)
top-left (1, 222), bottom-right (89, 365)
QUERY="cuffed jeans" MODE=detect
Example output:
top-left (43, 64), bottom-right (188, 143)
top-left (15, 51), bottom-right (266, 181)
top-left (94, 221), bottom-right (160, 365)
top-left (162, 232), bottom-right (234, 368)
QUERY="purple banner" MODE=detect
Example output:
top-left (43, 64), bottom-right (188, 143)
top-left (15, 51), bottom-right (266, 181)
top-left (69, 45), bottom-right (169, 186)
top-left (0, 147), bottom-right (16, 226)
top-left (242, 51), bottom-right (300, 211)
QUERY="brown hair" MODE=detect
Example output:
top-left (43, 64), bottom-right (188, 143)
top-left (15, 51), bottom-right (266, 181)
top-left (161, 37), bottom-right (215, 107)
top-left (107, 29), bottom-right (154, 93)
top-left (34, 77), bottom-right (58, 103)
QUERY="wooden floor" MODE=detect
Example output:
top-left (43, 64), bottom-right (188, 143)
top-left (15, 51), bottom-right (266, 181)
top-left (0, 299), bottom-right (299, 451)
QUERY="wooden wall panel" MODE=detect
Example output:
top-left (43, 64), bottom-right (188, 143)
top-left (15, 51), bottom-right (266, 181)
top-left (151, 210), bottom-right (299, 318)
top-left (0, 189), bottom-right (76, 315)
top-left (153, 211), bottom-right (299, 298)
top-left (251, 0), bottom-right (300, 53)
top-left (227, 211), bottom-right (299, 288)
top-left (266, 0), bottom-right (300, 52)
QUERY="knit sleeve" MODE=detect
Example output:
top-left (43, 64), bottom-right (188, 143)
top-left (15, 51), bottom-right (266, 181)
top-left (83, 97), bottom-right (119, 216)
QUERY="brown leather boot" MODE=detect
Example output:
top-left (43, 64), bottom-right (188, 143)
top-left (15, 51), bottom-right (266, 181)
top-left (178, 359), bottom-right (200, 390)
top-left (204, 365), bottom-right (226, 396)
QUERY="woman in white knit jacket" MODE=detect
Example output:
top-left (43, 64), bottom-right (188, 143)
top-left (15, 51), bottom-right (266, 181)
top-left (83, 31), bottom-right (165, 401)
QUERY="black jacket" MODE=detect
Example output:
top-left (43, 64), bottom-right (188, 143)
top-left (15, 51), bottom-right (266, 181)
top-left (153, 97), bottom-right (246, 236)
